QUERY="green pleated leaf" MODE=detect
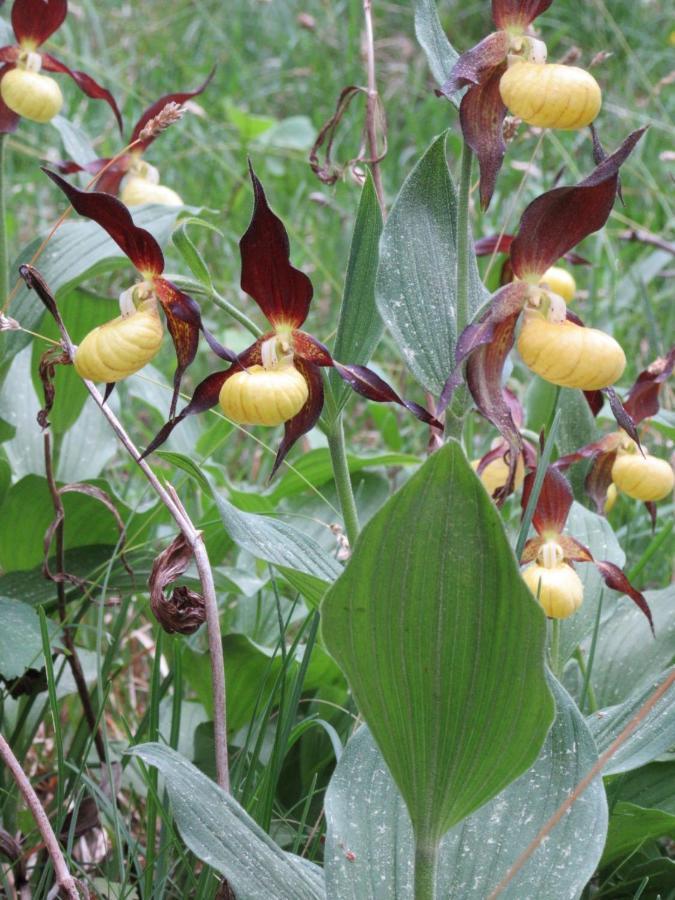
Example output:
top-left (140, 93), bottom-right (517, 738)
top-left (588, 666), bottom-right (675, 775)
top-left (129, 744), bottom-right (325, 900)
top-left (375, 132), bottom-right (486, 395)
top-left (611, 760), bottom-right (675, 815)
top-left (325, 678), bottom-right (606, 899)
top-left (328, 173), bottom-right (384, 415)
top-left (0, 597), bottom-right (59, 681)
top-left (413, 0), bottom-right (459, 95)
top-left (1, 205), bottom-right (184, 366)
top-left (601, 801), bottom-right (675, 866)
top-left (321, 441), bottom-right (554, 841)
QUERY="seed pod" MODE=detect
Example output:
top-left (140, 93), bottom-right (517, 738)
top-left (0, 68), bottom-right (63, 123)
top-left (219, 363), bottom-right (309, 426)
top-left (517, 314), bottom-right (625, 390)
top-left (611, 451), bottom-right (674, 502)
top-left (120, 176), bottom-right (183, 207)
top-left (471, 454), bottom-right (525, 495)
top-left (538, 266), bottom-right (576, 302)
top-left (522, 561), bottom-right (584, 619)
top-left (499, 62), bottom-right (601, 130)
top-left (74, 302), bottom-right (163, 383)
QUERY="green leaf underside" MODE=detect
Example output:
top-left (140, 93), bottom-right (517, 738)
top-left (328, 173), bottom-right (384, 413)
top-left (129, 744), bottom-right (325, 900)
top-left (413, 0), bottom-right (460, 94)
top-left (324, 677), bottom-right (607, 899)
top-left (321, 441), bottom-right (554, 841)
top-left (375, 131), bottom-right (486, 395)
top-left (0, 597), bottom-right (59, 680)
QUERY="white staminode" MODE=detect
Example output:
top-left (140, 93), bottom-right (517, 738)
top-left (119, 286), bottom-right (137, 318)
top-left (260, 335), bottom-right (292, 371)
top-left (539, 540), bottom-right (564, 569)
top-left (525, 37), bottom-right (548, 64)
top-left (528, 285), bottom-right (567, 324)
top-left (22, 51), bottom-right (43, 73)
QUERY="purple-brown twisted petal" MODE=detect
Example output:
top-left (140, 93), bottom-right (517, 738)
top-left (521, 466), bottom-right (573, 535)
top-left (53, 156), bottom-right (130, 196)
top-left (440, 31), bottom-right (508, 96)
top-left (623, 347), bottom-right (675, 425)
top-left (333, 362), bottom-right (442, 430)
top-left (459, 65), bottom-right (507, 210)
top-left (491, 0), bottom-right (553, 29)
top-left (271, 357), bottom-right (324, 478)
top-left (41, 54), bottom-right (122, 133)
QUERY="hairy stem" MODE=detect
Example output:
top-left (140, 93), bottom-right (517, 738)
top-left (326, 417), bottom-right (360, 548)
top-left (363, 0), bottom-right (386, 213)
top-left (43, 431), bottom-right (107, 764)
top-left (414, 835), bottom-right (439, 900)
top-left (0, 734), bottom-right (80, 899)
top-left (0, 134), bottom-right (9, 308)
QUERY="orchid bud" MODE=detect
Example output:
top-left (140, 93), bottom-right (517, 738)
top-left (74, 299), bottom-right (163, 383)
top-left (517, 313), bottom-right (625, 390)
top-left (499, 62), bottom-right (601, 130)
top-left (522, 561), bottom-right (584, 619)
top-left (611, 447), bottom-right (674, 502)
top-left (471, 454), bottom-right (525, 495)
top-left (1, 64), bottom-right (63, 123)
top-left (219, 361), bottom-right (309, 426)
top-left (538, 266), bottom-right (576, 303)
top-left (120, 177), bottom-right (183, 207)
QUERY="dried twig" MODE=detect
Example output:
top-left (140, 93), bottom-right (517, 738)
top-left (363, 0), bottom-right (386, 212)
top-left (619, 228), bottom-right (675, 257)
top-left (0, 734), bottom-right (81, 899)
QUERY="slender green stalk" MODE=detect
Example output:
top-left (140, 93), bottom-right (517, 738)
top-left (579, 588), bottom-right (604, 714)
top-left (549, 618), bottom-right (561, 678)
top-left (326, 416), bottom-right (360, 547)
top-left (414, 836), bottom-right (439, 900)
top-left (573, 648), bottom-right (598, 713)
top-left (455, 143), bottom-right (473, 338)
top-left (627, 519), bottom-right (673, 583)
top-left (0, 134), bottom-right (8, 308)
top-left (209, 286), bottom-right (262, 338)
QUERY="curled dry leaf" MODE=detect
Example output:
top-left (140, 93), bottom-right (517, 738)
top-left (149, 533), bottom-right (206, 635)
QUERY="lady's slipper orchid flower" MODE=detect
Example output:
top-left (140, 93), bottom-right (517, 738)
top-left (440, 128), bottom-right (645, 500)
top-left (42, 168), bottom-right (235, 415)
top-left (520, 466), bottom-right (653, 629)
top-left (0, 0), bottom-right (121, 132)
top-left (555, 349), bottom-right (675, 522)
top-left (471, 388), bottom-right (536, 497)
top-left (439, 0), bottom-right (601, 208)
top-left (54, 71), bottom-right (214, 203)
top-left (142, 165), bottom-right (441, 477)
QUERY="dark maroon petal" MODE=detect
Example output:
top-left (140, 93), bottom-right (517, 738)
top-left (584, 449), bottom-right (618, 515)
top-left (42, 168), bottom-right (165, 276)
top-left (102, 382), bottom-right (116, 404)
top-left (584, 389), bottom-right (604, 417)
top-left (41, 54), bottom-right (122, 133)
top-left (623, 347), bottom-right (675, 424)
top-left (594, 560), bottom-right (654, 634)
top-left (240, 162), bottom-right (314, 329)
top-left (11, 0), bottom-right (66, 46)
top-left (0, 65), bottom-right (19, 133)
top-left (475, 234), bottom-right (514, 257)
top-left (291, 330), bottom-right (333, 366)
top-left (459, 65), bottom-right (507, 210)
top-left (604, 386), bottom-right (640, 448)
top-left (522, 466), bottom-right (573, 535)
top-left (492, 0), bottom-right (553, 29)
top-left (53, 156), bottom-right (130, 196)
top-left (510, 128), bottom-right (647, 279)
top-left (553, 434), bottom-right (621, 471)
top-left (154, 278), bottom-right (236, 418)
top-left (476, 442), bottom-right (509, 476)
top-left (333, 362), bottom-right (442, 429)
top-left (131, 67), bottom-right (216, 150)
top-left (0, 47), bottom-right (19, 63)
top-left (271, 358), bottom-right (324, 479)
top-left (503, 386), bottom-right (524, 429)
top-left (520, 535), bottom-right (544, 564)
top-left (557, 535), bottom-right (593, 564)
top-left (439, 31), bottom-right (508, 96)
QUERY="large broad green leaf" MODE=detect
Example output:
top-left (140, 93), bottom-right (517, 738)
top-left (588, 667), bottom-right (675, 775)
top-left (600, 802), bottom-right (675, 866)
top-left (559, 501), bottom-right (626, 666)
top-left (413, 0), bottom-right (459, 94)
top-left (0, 347), bottom-right (45, 479)
top-left (321, 441), bottom-right (554, 842)
top-left (328, 173), bottom-right (384, 413)
top-left (325, 678), bottom-right (606, 899)
top-left (56, 396), bottom-right (119, 482)
top-left (0, 597), bottom-right (59, 680)
top-left (129, 743), bottom-right (325, 900)
top-left (1, 205), bottom-right (184, 365)
top-left (375, 132), bottom-right (486, 395)
top-left (610, 760), bottom-right (675, 815)
top-left (582, 585), bottom-right (674, 709)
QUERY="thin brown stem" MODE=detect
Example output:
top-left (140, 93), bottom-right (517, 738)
top-left (619, 228), bottom-right (675, 257)
top-left (0, 734), bottom-right (80, 899)
top-left (487, 667), bottom-right (675, 898)
top-left (49, 322), bottom-right (229, 791)
top-left (363, 0), bottom-right (386, 214)
top-left (43, 431), bottom-right (107, 764)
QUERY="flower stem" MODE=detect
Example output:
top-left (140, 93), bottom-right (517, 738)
top-left (579, 588), bottom-right (604, 714)
top-left (455, 142), bottom-right (473, 338)
top-left (414, 835), bottom-right (439, 900)
top-left (549, 618), bottom-right (561, 678)
top-left (326, 416), bottom-right (360, 548)
top-left (0, 134), bottom-right (9, 308)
